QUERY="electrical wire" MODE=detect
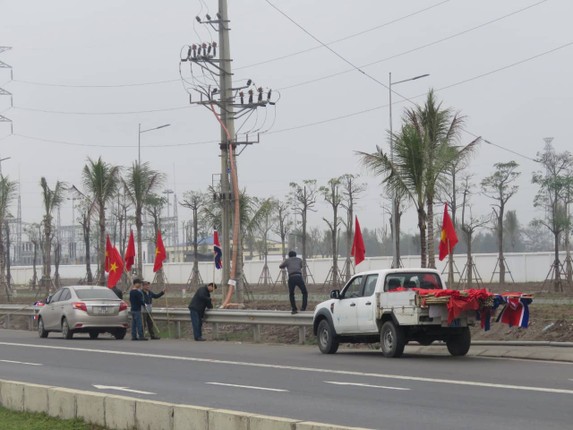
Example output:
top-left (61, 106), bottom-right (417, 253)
top-left (235, 0), bottom-right (451, 71)
top-left (11, 133), bottom-right (217, 148)
top-left (275, 0), bottom-right (550, 92)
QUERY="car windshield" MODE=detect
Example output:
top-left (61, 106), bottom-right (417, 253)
top-left (75, 288), bottom-right (119, 300)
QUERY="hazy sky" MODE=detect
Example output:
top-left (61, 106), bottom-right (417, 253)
top-left (0, 0), bottom-right (572, 238)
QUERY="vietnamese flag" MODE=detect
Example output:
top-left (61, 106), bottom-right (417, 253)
top-left (124, 230), bottom-right (135, 272)
top-left (438, 203), bottom-right (458, 261)
top-left (105, 235), bottom-right (113, 273)
top-left (107, 247), bottom-right (124, 288)
top-left (351, 216), bottom-right (366, 266)
top-left (153, 230), bottom-right (166, 272)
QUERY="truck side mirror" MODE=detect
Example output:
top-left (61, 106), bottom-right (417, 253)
top-left (329, 290), bottom-right (340, 299)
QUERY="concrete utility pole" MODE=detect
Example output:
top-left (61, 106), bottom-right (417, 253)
top-left (183, 1), bottom-right (277, 299)
top-left (218, 0), bottom-right (235, 286)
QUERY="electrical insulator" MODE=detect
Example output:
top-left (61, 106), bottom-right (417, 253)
top-left (258, 87), bottom-right (263, 103)
top-left (248, 89), bottom-right (254, 104)
top-left (239, 91), bottom-right (244, 104)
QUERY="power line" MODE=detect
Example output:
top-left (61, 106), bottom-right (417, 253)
top-left (8, 37), bottom-right (570, 161)
top-left (12, 133), bottom-right (217, 148)
top-left (13, 104), bottom-right (193, 115)
top-left (276, 0), bottom-right (549, 91)
top-left (5, 1), bottom-right (450, 89)
top-left (11, 78), bottom-right (179, 88)
top-left (235, 0), bottom-right (450, 71)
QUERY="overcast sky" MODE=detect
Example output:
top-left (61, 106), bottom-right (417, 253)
top-left (1, 0), bottom-right (572, 239)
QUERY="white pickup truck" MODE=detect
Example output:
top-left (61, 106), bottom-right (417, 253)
top-left (312, 268), bottom-right (477, 358)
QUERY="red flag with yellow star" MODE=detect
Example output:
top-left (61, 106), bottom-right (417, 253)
top-left (153, 230), bottom-right (166, 272)
top-left (107, 246), bottom-right (124, 288)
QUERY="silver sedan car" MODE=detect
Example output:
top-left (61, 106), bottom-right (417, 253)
top-left (37, 285), bottom-right (129, 339)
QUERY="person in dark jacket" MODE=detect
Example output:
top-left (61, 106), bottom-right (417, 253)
top-left (129, 278), bottom-right (147, 341)
top-left (279, 250), bottom-right (308, 314)
top-left (142, 281), bottom-right (165, 340)
top-left (188, 283), bottom-right (217, 341)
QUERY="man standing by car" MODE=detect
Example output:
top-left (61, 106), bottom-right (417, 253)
top-left (188, 283), bottom-right (216, 341)
top-left (142, 280), bottom-right (165, 339)
top-left (129, 278), bottom-right (147, 341)
top-left (279, 250), bottom-right (308, 314)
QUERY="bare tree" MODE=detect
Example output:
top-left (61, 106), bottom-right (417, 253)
top-left (272, 199), bottom-right (292, 287)
top-left (339, 174), bottom-right (366, 281)
top-left (460, 177), bottom-right (491, 287)
top-left (532, 143), bottom-right (573, 292)
top-left (180, 191), bottom-right (207, 288)
top-left (319, 177), bottom-right (343, 287)
top-left (289, 180), bottom-right (317, 279)
top-left (481, 161), bottom-right (521, 283)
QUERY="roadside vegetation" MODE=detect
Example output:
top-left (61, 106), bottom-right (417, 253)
top-left (0, 406), bottom-right (107, 430)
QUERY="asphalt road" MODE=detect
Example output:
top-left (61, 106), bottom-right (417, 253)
top-left (0, 329), bottom-right (572, 430)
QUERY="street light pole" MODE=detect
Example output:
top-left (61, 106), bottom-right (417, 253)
top-left (388, 72), bottom-right (429, 268)
top-left (138, 123), bottom-right (171, 165)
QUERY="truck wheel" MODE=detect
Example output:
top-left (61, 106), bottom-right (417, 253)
top-left (317, 320), bottom-right (339, 354)
top-left (446, 327), bottom-right (471, 356)
top-left (380, 321), bottom-right (406, 358)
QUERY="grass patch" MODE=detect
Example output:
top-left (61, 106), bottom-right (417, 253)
top-left (0, 406), bottom-right (108, 430)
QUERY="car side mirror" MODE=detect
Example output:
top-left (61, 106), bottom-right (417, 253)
top-left (330, 290), bottom-right (340, 299)
top-left (45, 295), bottom-right (52, 304)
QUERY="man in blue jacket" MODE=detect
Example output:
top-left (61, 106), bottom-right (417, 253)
top-left (129, 278), bottom-right (147, 341)
top-left (188, 283), bottom-right (217, 341)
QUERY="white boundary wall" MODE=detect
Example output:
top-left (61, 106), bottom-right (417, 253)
top-left (7, 252), bottom-right (563, 286)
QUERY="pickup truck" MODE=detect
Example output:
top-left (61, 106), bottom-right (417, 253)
top-left (312, 268), bottom-right (479, 358)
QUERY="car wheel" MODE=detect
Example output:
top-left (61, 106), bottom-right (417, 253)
top-left (38, 317), bottom-right (48, 338)
top-left (380, 321), bottom-right (406, 358)
top-left (446, 327), bottom-right (471, 356)
top-left (62, 318), bottom-right (74, 339)
top-left (113, 328), bottom-right (127, 340)
top-left (317, 319), bottom-right (339, 354)
top-left (89, 331), bottom-right (99, 340)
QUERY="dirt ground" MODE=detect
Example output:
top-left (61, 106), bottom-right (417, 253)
top-left (2, 281), bottom-right (572, 344)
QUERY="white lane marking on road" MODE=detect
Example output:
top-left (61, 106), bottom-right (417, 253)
top-left (92, 385), bottom-right (156, 395)
top-left (0, 359), bottom-right (42, 366)
top-left (325, 381), bottom-right (410, 391)
top-left (206, 382), bottom-right (288, 392)
top-left (2, 342), bottom-right (573, 396)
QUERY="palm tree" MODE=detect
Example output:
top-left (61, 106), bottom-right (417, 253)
top-left (410, 90), bottom-right (478, 268)
top-left (40, 177), bottom-right (66, 292)
top-left (123, 162), bottom-right (165, 278)
top-left (359, 123), bottom-right (429, 265)
top-left (82, 157), bottom-right (121, 285)
top-left (0, 175), bottom-right (17, 300)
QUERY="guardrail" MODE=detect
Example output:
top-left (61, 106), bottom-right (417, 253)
top-left (0, 305), bottom-right (314, 344)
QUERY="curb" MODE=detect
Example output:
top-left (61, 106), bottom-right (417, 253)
top-left (471, 340), bottom-right (573, 348)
